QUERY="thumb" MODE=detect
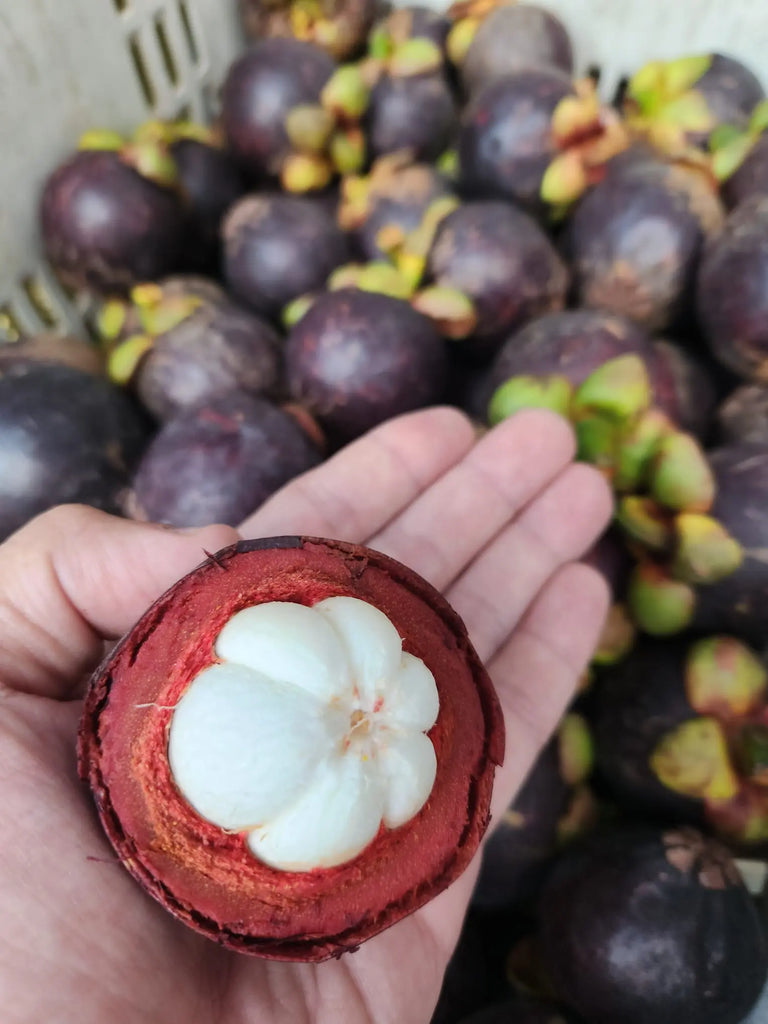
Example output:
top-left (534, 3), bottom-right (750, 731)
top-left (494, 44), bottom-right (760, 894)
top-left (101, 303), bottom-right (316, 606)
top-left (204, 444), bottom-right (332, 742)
top-left (0, 505), bottom-right (239, 699)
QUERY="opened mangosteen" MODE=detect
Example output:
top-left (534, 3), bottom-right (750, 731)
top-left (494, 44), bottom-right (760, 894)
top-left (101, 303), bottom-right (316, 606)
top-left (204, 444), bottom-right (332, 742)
top-left (472, 714), bottom-right (595, 914)
top-left (285, 287), bottom-right (448, 444)
top-left (125, 391), bottom-right (322, 528)
top-left (697, 194), bottom-right (768, 383)
top-left (451, 2), bottom-right (573, 98)
top-left (692, 443), bottom-right (768, 643)
top-left (565, 153), bottom-right (724, 332)
top-left (593, 634), bottom-right (768, 851)
top-left (365, 39), bottom-right (457, 163)
top-left (40, 147), bottom-right (187, 294)
top-left (239, 0), bottom-right (379, 59)
top-left (425, 201), bottom-right (568, 357)
top-left (98, 278), bottom-right (283, 422)
top-left (224, 193), bottom-right (350, 321)
top-left (0, 362), bottom-right (150, 542)
top-left (457, 68), bottom-right (575, 214)
top-left (78, 535), bottom-right (504, 960)
top-left (220, 38), bottom-right (336, 184)
top-left (536, 825), bottom-right (768, 1024)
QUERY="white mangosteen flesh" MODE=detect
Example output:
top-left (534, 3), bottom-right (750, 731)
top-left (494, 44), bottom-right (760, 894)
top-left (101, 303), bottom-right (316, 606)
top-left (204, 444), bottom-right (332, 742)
top-left (167, 596), bottom-right (439, 871)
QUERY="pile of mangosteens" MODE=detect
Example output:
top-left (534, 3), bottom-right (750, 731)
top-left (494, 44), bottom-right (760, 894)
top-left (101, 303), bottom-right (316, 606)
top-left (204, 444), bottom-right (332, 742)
top-left (3, 0), bottom-right (768, 1021)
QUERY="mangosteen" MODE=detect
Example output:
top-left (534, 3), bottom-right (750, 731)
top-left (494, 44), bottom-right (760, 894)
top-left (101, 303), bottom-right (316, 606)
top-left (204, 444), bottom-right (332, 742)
top-left (472, 714), bottom-right (594, 914)
top-left (697, 194), bottom-right (768, 382)
top-left (239, 0), bottom-right (379, 59)
top-left (220, 38), bottom-right (335, 182)
top-left (718, 385), bottom-right (768, 445)
top-left (371, 5), bottom-right (452, 58)
top-left (723, 132), bottom-right (768, 209)
top-left (0, 362), bottom-right (150, 542)
top-left (695, 54), bottom-right (765, 131)
top-left (593, 633), bottom-right (768, 850)
top-left (537, 825), bottom-right (768, 1024)
top-left (125, 391), bottom-right (322, 528)
top-left (168, 134), bottom-right (246, 273)
top-left (485, 311), bottom-right (655, 419)
top-left (692, 443), bottom-right (768, 643)
top-left (583, 528), bottom-right (633, 600)
top-left (431, 912), bottom-right (494, 1024)
top-left (455, 3), bottom-right (573, 97)
top-left (649, 339), bottom-right (717, 439)
top-left (40, 148), bottom-right (187, 294)
top-left (366, 59), bottom-right (457, 164)
top-left (457, 68), bottom-right (575, 214)
top-left (345, 160), bottom-right (456, 262)
top-left (565, 155), bottom-right (725, 332)
top-left (426, 202), bottom-right (568, 356)
top-left (101, 278), bottom-right (283, 422)
top-left (285, 288), bottom-right (448, 443)
top-left (78, 534), bottom-right (504, 959)
top-left (223, 193), bottom-right (350, 321)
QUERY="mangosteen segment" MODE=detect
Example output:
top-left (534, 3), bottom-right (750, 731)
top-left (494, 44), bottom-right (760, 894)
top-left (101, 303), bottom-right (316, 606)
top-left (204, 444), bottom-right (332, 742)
top-left (78, 536), bottom-right (504, 960)
top-left (169, 596), bottom-right (439, 870)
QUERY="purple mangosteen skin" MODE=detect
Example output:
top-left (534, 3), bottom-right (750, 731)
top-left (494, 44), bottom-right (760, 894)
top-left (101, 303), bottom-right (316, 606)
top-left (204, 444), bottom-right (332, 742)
top-left (427, 201), bottom-right (569, 351)
top-left (135, 299), bottom-right (283, 421)
top-left (565, 157), bottom-right (724, 332)
top-left (126, 391), bottom-right (322, 528)
top-left (461, 3), bottom-right (574, 97)
top-left (223, 194), bottom-right (350, 319)
top-left (472, 739), bottom-right (570, 912)
top-left (592, 639), bottom-right (708, 827)
top-left (697, 54), bottom-right (765, 133)
top-left (723, 133), bottom-right (768, 209)
top-left (693, 443), bottom-right (768, 644)
top-left (357, 164), bottom-right (454, 261)
top-left (0, 363), bottom-right (150, 541)
top-left (697, 195), bottom-right (768, 382)
top-left (40, 150), bottom-right (187, 294)
top-left (285, 288), bottom-right (447, 443)
top-left (220, 38), bottom-right (335, 179)
top-left (367, 72), bottom-right (457, 163)
top-left (583, 528), bottom-right (633, 599)
top-left (170, 138), bottom-right (246, 272)
top-left (537, 826), bottom-right (768, 1024)
top-left (718, 384), bottom-right (768, 445)
top-left (458, 68), bottom-right (574, 214)
top-left (649, 339), bottom-right (717, 438)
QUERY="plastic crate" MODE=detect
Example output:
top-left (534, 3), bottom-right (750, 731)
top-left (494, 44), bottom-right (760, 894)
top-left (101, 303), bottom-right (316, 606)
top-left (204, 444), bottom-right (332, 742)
top-left (1, 2), bottom-right (767, 1019)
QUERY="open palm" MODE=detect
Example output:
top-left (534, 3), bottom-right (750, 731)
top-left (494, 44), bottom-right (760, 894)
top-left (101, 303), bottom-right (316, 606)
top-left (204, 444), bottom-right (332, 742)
top-left (0, 406), bottom-right (612, 1024)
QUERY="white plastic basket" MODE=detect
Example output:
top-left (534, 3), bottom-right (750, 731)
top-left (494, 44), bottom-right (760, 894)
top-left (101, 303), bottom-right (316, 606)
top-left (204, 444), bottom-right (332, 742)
top-left (1, 1), bottom-right (767, 1019)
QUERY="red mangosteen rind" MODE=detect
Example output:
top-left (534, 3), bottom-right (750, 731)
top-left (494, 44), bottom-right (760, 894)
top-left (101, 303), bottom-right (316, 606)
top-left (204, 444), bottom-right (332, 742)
top-left (78, 536), bottom-right (504, 961)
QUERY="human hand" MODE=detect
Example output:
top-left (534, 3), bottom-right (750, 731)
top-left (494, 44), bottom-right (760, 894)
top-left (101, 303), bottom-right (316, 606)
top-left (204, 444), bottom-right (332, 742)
top-left (0, 406), bottom-right (612, 1024)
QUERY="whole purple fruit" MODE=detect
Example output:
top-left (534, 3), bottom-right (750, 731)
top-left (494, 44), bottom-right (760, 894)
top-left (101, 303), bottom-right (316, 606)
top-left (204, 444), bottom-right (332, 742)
top-left (40, 150), bottom-right (187, 294)
top-left (458, 68), bottom-right (574, 214)
top-left (223, 193), bottom-right (350, 320)
top-left (125, 391), bottom-right (322, 528)
top-left (459, 3), bottom-right (573, 96)
top-left (0, 362), bottom-right (150, 541)
top-left (285, 288), bottom-right (447, 443)
top-left (220, 38), bottom-right (335, 181)
top-left (367, 70), bottom-right (457, 163)
top-left (697, 195), bottom-right (768, 382)
top-left (538, 826), bottom-right (768, 1024)
top-left (565, 156), bottom-right (724, 331)
top-left (427, 201), bottom-right (568, 355)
